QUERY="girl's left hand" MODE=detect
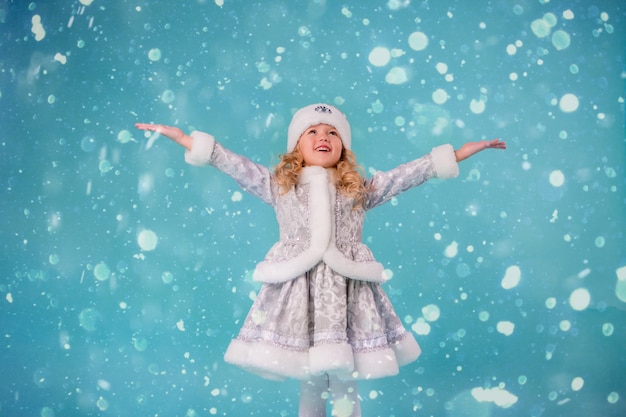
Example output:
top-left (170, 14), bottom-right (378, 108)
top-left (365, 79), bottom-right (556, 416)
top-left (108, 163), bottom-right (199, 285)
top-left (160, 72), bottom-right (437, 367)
top-left (455, 139), bottom-right (506, 162)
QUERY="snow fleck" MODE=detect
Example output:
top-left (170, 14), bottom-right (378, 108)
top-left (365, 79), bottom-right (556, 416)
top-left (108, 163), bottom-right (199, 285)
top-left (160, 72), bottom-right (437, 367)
top-left (148, 48), bottom-right (162, 62)
top-left (615, 266), bottom-right (626, 302)
top-left (506, 44), bottom-right (517, 56)
top-left (571, 376), bottom-right (584, 391)
top-left (496, 321), bottom-right (515, 336)
top-left (133, 337), bottom-right (148, 351)
top-left (162, 271), bottom-right (174, 284)
top-left (385, 67), bottom-right (408, 84)
top-left (137, 229), bottom-right (158, 251)
top-left (559, 93), bottom-right (579, 112)
top-left (545, 297), bottom-right (557, 309)
top-left (161, 89), bottom-right (175, 104)
top-left (408, 32), bottom-right (428, 51)
top-left (411, 317), bottom-right (431, 335)
top-left (549, 170), bottom-right (565, 187)
top-left (602, 322), bottom-right (614, 336)
top-left (93, 262), bottom-right (111, 281)
top-left (383, 269), bottom-right (394, 281)
top-left (549, 209), bottom-right (558, 223)
top-left (422, 304), bottom-right (440, 322)
top-left (368, 47), bottom-right (391, 67)
top-left (569, 287), bottom-right (591, 311)
top-left (370, 99), bottom-right (384, 113)
top-left (54, 53), bottom-right (67, 64)
top-left (96, 396), bottom-right (109, 411)
top-left (552, 30), bottom-right (571, 50)
top-left (432, 88), bottom-right (448, 105)
top-left (444, 241), bottom-right (458, 258)
top-left (471, 386), bottom-right (518, 408)
top-left (31, 15), bottom-right (46, 41)
top-left (79, 308), bottom-right (100, 331)
top-left (469, 98), bottom-right (486, 114)
top-left (435, 62), bottom-right (448, 74)
top-left (530, 18), bottom-right (551, 38)
top-left (117, 129), bottom-right (133, 144)
top-left (501, 265), bottom-right (521, 289)
top-left (231, 191), bottom-right (243, 202)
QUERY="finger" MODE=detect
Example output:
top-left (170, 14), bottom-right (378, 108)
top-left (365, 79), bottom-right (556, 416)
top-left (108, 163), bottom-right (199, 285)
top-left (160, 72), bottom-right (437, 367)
top-left (135, 123), bottom-right (155, 130)
top-left (139, 124), bottom-right (163, 133)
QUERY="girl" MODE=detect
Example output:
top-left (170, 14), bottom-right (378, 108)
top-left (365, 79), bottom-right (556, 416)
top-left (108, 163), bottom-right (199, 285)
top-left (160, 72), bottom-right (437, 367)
top-left (136, 103), bottom-right (505, 416)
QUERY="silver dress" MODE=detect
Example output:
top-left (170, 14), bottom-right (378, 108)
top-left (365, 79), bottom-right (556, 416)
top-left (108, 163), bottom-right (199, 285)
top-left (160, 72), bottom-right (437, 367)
top-left (185, 131), bottom-right (459, 381)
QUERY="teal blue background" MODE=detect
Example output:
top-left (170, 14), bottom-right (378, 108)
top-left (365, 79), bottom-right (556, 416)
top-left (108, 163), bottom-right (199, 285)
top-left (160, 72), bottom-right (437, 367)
top-left (1, 1), bottom-right (625, 416)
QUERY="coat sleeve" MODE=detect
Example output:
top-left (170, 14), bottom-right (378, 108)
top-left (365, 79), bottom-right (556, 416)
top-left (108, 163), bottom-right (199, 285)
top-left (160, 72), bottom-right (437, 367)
top-left (364, 144), bottom-right (459, 210)
top-left (184, 131), bottom-right (276, 206)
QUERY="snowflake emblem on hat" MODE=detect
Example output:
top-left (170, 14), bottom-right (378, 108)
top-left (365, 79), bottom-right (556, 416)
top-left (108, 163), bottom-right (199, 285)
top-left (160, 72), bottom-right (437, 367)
top-left (314, 105), bottom-right (332, 114)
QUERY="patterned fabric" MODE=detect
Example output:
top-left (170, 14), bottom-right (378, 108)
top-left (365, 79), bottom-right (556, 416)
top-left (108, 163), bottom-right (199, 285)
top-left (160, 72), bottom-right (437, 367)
top-left (224, 262), bottom-right (421, 380)
top-left (184, 132), bottom-right (458, 380)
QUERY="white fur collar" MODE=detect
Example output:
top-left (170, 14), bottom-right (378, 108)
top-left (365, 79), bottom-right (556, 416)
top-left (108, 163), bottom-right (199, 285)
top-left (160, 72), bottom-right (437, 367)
top-left (298, 165), bottom-right (330, 184)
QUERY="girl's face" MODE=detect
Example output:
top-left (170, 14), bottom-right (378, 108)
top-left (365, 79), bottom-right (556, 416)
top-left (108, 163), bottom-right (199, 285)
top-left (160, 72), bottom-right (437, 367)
top-left (297, 123), bottom-right (343, 168)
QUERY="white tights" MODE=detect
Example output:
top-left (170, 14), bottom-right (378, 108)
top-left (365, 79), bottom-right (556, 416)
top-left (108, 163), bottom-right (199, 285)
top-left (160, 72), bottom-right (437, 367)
top-left (298, 374), bottom-right (361, 417)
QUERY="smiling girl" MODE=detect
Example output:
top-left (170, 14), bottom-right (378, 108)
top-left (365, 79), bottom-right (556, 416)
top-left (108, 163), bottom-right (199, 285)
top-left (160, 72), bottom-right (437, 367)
top-left (136, 103), bottom-right (505, 416)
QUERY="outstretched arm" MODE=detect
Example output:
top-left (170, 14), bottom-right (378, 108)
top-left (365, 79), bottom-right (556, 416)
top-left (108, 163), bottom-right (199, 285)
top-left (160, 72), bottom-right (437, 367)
top-left (454, 139), bottom-right (506, 162)
top-left (135, 123), bottom-right (193, 150)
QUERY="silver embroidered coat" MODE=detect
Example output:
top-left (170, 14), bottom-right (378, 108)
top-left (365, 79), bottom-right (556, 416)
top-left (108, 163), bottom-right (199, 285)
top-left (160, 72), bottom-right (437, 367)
top-left (185, 131), bottom-right (461, 380)
top-left (185, 131), bottom-right (460, 284)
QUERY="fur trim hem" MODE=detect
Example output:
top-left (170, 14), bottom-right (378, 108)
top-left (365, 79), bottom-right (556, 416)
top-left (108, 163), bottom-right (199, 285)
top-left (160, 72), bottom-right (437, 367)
top-left (336, 335), bottom-right (421, 381)
top-left (224, 339), bottom-right (309, 380)
top-left (184, 131), bottom-right (216, 166)
top-left (430, 144), bottom-right (459, 179)
top-left (309, 343), bottom-right (354, 376)
top-left (224, 336), bottom-right (421, 381)
top-left (337, 348), bottom-right (400, 380)
top-left (391, 333), bottom-right (422, 366)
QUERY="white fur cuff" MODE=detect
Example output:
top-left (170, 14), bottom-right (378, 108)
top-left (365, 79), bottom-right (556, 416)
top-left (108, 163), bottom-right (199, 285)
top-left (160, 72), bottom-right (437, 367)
top-left (430, 144), bottom-right (459, 179)
top-left (184, 131), bottom-right (216, 166)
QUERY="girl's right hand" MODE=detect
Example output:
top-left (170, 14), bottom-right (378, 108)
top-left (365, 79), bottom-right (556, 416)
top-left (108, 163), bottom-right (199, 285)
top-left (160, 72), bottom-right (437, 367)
top-left (135, 123), bottom-right (193, 150)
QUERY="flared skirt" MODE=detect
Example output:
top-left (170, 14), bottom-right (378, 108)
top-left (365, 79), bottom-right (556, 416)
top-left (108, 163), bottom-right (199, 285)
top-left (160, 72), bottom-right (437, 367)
top-left (224, 261), bottom-right (421, 380)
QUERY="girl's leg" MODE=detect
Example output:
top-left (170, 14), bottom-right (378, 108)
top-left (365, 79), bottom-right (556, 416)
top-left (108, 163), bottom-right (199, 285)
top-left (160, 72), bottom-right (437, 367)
top-left (299, 374), bottom-right (329, 417)
top-left (328, 376), bottom-right (361, 417)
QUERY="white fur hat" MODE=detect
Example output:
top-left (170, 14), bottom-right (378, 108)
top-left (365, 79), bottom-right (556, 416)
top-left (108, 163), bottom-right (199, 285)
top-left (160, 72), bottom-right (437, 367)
top-left (287, 103), bottom-right (351, 152)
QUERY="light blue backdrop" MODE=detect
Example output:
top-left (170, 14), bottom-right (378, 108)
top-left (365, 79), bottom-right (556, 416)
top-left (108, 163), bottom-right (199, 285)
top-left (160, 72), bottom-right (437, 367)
top-left (1, 1), bottom-right (624, 416)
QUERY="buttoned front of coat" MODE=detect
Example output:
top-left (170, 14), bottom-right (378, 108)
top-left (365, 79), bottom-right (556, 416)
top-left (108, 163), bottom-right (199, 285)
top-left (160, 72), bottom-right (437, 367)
top-left (185, 131), bottom-right (459, 284)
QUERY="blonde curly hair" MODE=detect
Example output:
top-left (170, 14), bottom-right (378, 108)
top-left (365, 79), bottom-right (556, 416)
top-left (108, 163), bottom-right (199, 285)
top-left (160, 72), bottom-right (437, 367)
top-left (274, 146), bottom-right (368, 208)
